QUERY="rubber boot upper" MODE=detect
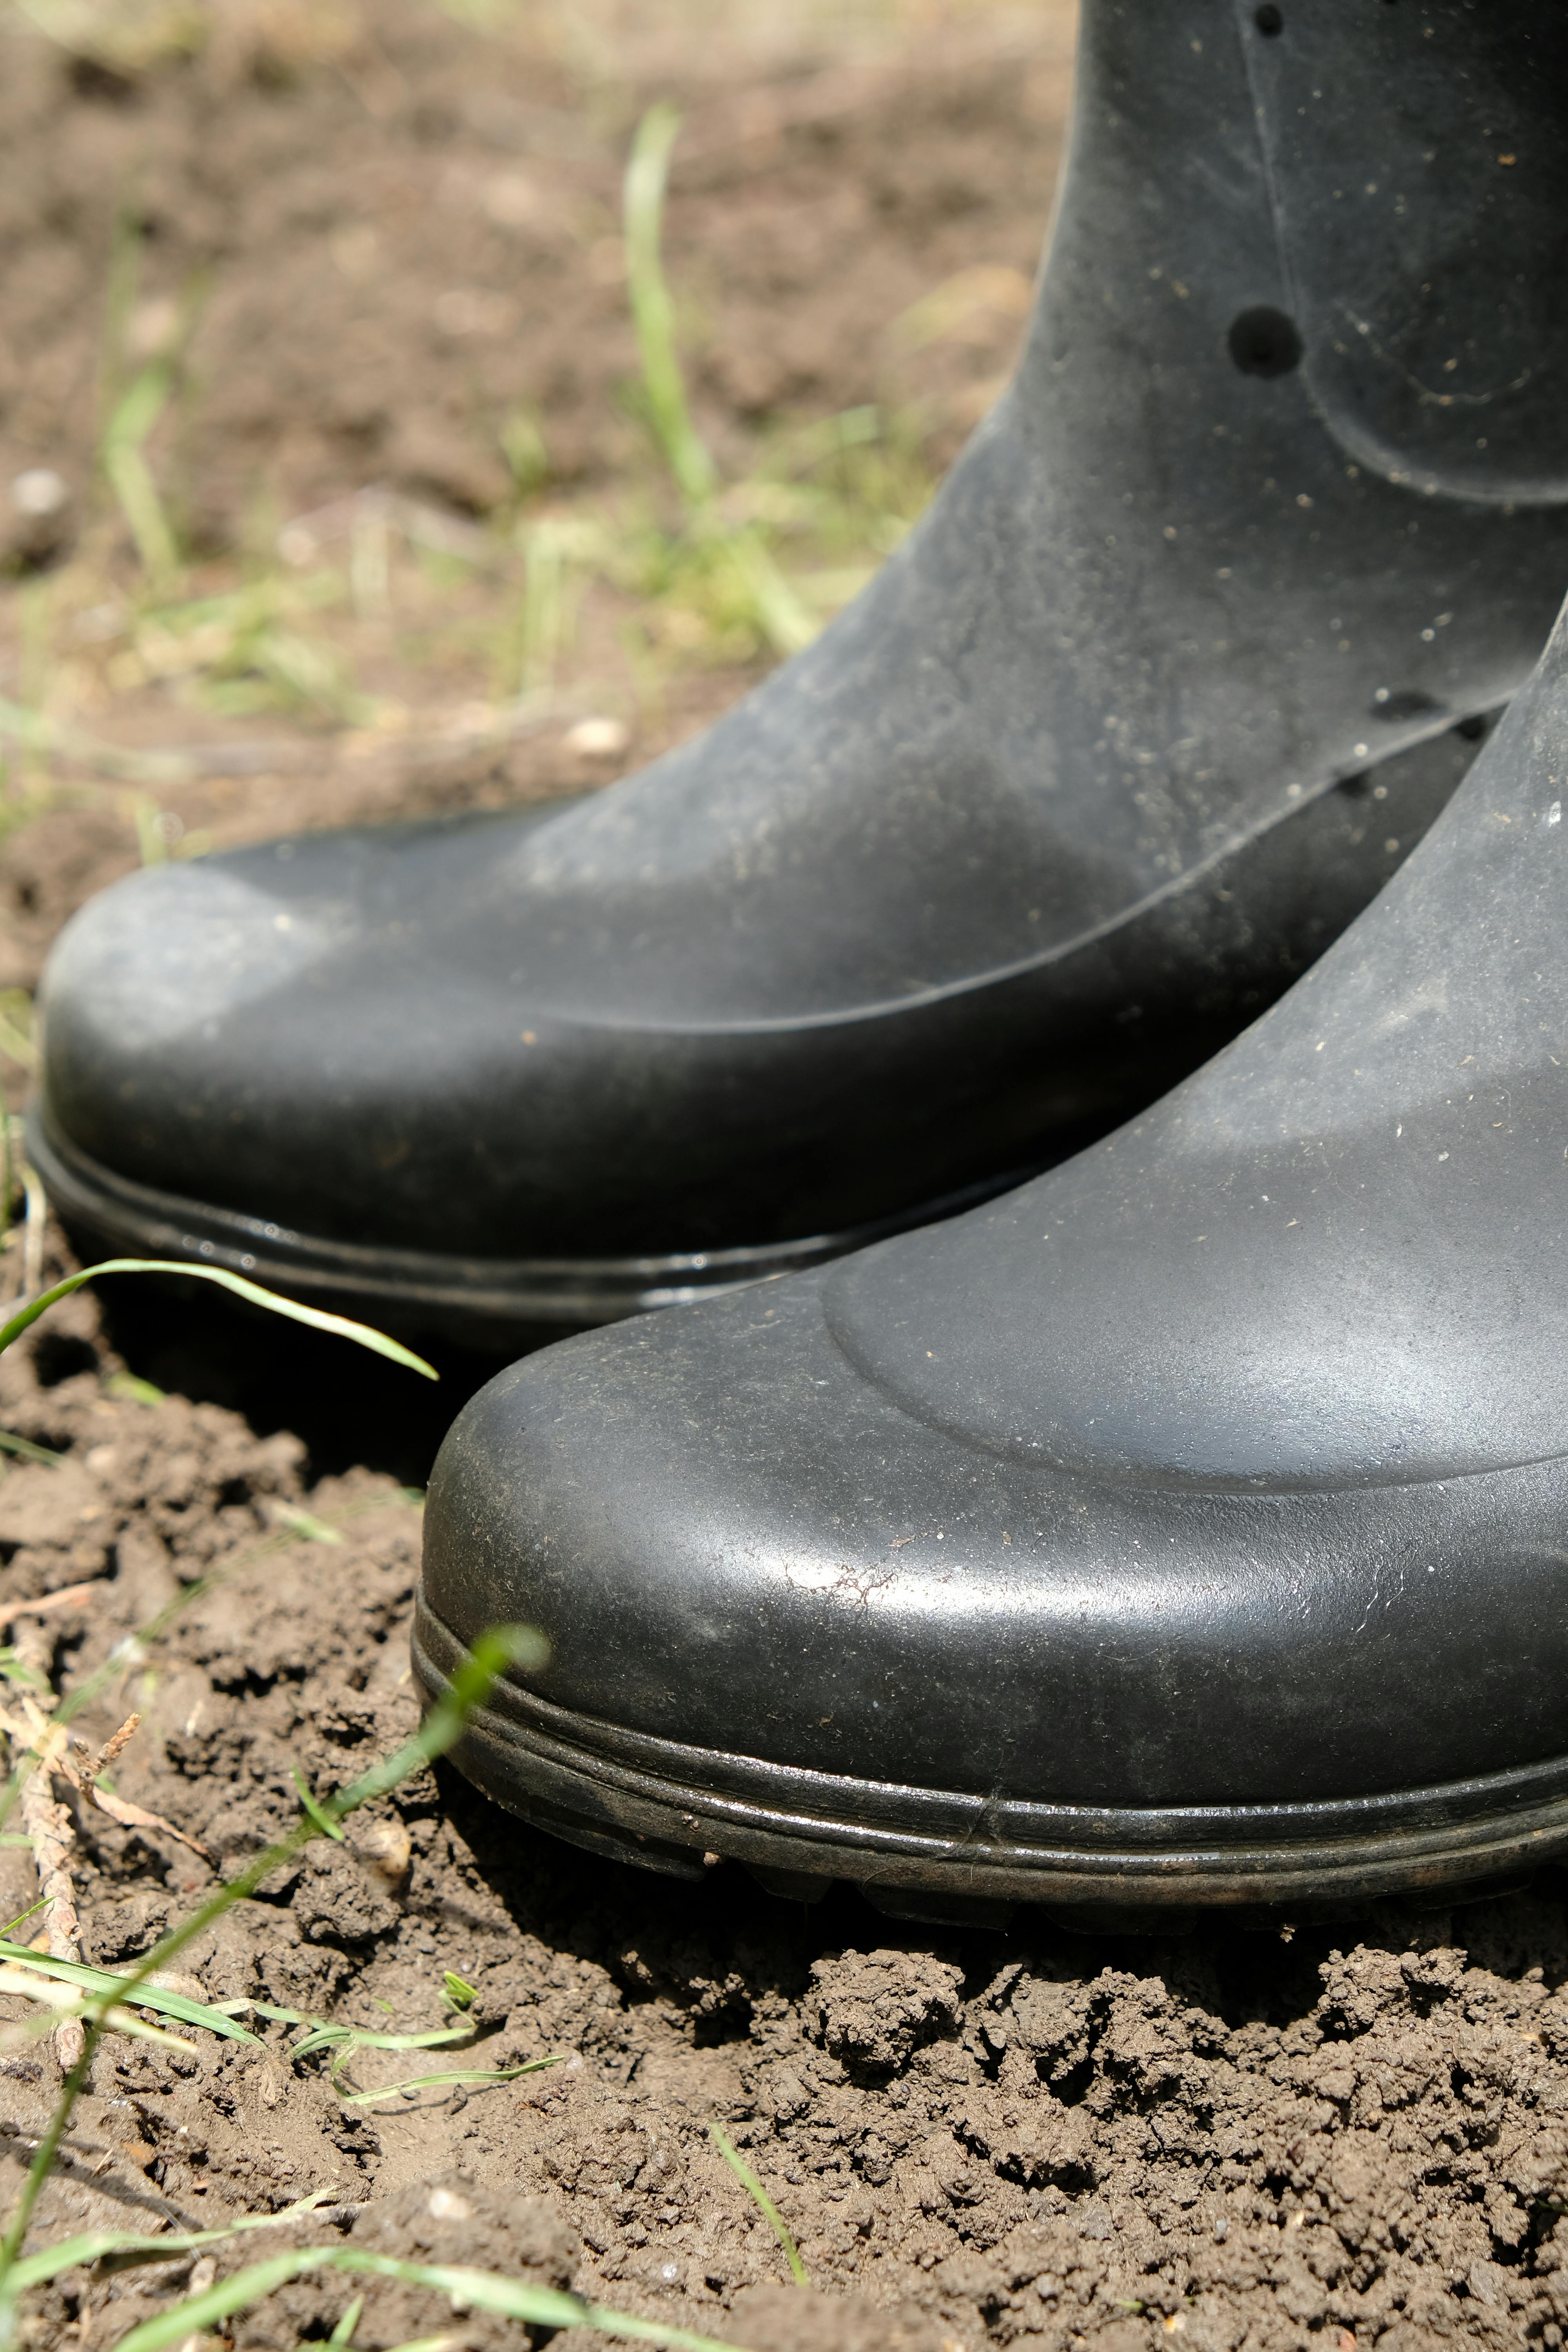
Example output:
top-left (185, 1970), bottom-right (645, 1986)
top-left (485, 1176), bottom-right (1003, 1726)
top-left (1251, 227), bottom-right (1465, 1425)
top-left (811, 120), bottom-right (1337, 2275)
top-left (34, 0), bottom-right (1568, 1290)
top-left (422, 589), bottom-right (1568, 1815)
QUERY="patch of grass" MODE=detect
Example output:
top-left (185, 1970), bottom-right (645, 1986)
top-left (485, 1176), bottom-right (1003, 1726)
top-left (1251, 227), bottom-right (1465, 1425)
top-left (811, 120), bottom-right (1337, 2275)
top-left (0, 102), bottom-right (933, 849)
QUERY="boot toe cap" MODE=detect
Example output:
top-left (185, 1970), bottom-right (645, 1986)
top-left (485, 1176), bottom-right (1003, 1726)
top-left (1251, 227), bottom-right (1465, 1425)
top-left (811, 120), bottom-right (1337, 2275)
top-left (420, 1266), bottom-right (1568, 1824)
top-left (41, 857), bottom-right (356, 1174)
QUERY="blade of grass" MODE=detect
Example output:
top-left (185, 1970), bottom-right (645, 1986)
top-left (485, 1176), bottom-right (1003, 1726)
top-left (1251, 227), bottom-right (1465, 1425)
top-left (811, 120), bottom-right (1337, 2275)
top-left (624, 106), bottom-right (716, 509)
top-left (270, 1504), bottom-right (346, 1546)
top-left (0, 1433), bottom-right (65, 1467)
top-left (113, 2248), bottom-right (336, 2351)
top-left (291, 2020), bottom-right (475, 2060)
top-left (0, 1261), bottom-right (437, 1379)
top-left (328, 2292), bottom-right (365, 2346)
top-left (0, 1967), bottom-right (196, 2051)
top-left (113, 2248), bottom-right (754, 2352)
top-left (621, 109), bottom-right (816, 659)
top-left (708, 2122), bottom-right (808, 2287)
top-left (290, 1767), bottom-right (346, 1842)
top-left (0, 996), bottom-right (36, 1073)
top-left (337, 2056), bottom-right (561, 2104)
top-left (0, 1944), bottom-right (261, 2046)
top-left (4, 2190), bottom-right (342, 2296)
top-left (101, 362), bottom-right (180, 583)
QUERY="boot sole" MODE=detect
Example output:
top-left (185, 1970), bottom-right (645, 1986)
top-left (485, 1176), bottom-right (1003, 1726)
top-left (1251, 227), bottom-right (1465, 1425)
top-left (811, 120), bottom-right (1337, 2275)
top-left (25, 1107), bottom-right (1028, 1347)
top-left (411, 1594), bottom-right (1568, 1929)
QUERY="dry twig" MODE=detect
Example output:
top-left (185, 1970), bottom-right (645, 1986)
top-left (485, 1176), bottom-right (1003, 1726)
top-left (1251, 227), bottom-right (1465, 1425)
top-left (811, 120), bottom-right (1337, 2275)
top-left (4, 1650), bottom-right (207, 2071)
top-left (15, 1723), bottom-right (85, 2073)
top-left (0, 1580), bottom-right (106, 1629)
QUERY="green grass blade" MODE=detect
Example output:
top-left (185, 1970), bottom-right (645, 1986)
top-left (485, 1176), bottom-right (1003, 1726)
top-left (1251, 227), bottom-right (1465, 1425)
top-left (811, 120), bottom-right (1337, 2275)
top-left (112, 2249), bottom-right (339, 2352)
top-left (287, 2021), bottom-right (473, 2070)
top-left (2, 2196), bottom-right (337, 2296)
top-left (325, 1622), bottom-right (547, 1822)
top-left (0, 1969), bottom-right (195, 2052)
top-left (0, 1943), bottom-right (262, 2046)
top-left (103, 362), bottom-right (172, 454)
top-left (110, 2247), bottom-right (754, 2352)
top-left (338, 2056), bottom-right (560, 2104)
top-left (290, 1767), bottom-right (346, 1842)
top-left (708, 2122), bottom-right (808, 2287)
top-left (270, 1504), bottom-right (346, 1546)
top-left (335, 2258), bottom-right (753, 2351)
top-left (0, 1261), bottom-right (437, 1379)
top-left (0, 1429), bottom-right (66, 1466)
top-left (218, 1995), bottom-right (307, 2026)
top-left (0, 1654), bottom-right (51, 1694)
top-left (328, 2292), bottom-right (364, 2346)
top-left (624, 105), bottom-right (716, 509)
top-left (102, 363), bottom-right (180, 581)
top-left (104, 445), bottom-right (180, 582)
top-left (725, 530), bottom-right (818, 659)
top-left (315, 2024), bottom-right (474, 2056)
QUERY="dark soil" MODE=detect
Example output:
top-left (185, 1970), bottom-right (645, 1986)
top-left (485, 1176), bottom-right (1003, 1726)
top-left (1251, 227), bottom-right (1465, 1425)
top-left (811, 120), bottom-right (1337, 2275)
top-left (2, 7), bottom-right (1561, 2350)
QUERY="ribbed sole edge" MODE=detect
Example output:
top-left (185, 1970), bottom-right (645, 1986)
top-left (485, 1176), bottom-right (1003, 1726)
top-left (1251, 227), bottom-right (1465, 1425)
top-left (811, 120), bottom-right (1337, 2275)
top-left (410, 1595), bottom-right (1568, 1926)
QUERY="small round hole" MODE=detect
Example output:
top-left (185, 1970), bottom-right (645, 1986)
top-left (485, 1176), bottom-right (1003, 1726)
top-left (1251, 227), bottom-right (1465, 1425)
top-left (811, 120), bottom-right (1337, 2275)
top-left (1227, 306), bottom-right (1303, 377)
top-left (1254, 4), bottom-right (1283, 32)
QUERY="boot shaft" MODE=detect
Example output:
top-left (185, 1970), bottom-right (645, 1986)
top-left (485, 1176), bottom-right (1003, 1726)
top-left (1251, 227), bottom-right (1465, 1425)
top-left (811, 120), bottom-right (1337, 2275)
top-left (1022, 0), bottom-right (1568, 505)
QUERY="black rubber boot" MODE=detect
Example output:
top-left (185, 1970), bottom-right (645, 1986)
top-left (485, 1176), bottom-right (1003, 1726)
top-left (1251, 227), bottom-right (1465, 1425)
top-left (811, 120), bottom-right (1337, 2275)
top-left (415, 585), bottom-right (1568, 1926)
top-left (31, 0), bottom-right (1568, 1347)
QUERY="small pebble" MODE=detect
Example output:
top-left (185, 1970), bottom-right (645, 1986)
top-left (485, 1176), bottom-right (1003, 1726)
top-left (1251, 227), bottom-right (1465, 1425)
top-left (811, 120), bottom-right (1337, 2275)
top-left (11, 467), bottom-right (69, 518)
top-left (564, 715), bottom-right (630, 759)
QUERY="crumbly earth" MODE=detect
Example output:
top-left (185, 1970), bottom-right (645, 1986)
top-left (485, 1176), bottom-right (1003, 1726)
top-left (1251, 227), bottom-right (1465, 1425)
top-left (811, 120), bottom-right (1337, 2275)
top-left (5, 1287), bottom-right (1568, 2352)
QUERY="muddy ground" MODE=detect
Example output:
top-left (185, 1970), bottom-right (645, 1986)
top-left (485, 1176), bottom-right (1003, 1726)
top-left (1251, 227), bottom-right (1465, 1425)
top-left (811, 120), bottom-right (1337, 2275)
top-left (4, 4), bottom-right (1568, 2349)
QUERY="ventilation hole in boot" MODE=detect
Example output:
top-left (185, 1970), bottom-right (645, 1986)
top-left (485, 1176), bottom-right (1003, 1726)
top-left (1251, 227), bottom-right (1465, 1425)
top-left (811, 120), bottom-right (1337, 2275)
top-left (1228, 306), bottom-right (1302, 377)
top-left (1372, 688), bottom-right (1441, 722)
top-left (1254, 4), bottom-right (1283, 32)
